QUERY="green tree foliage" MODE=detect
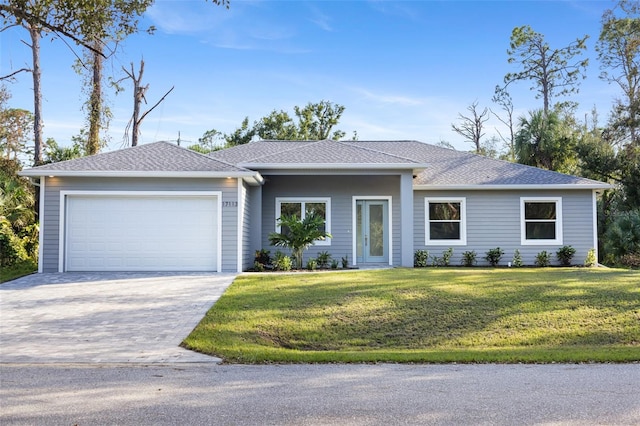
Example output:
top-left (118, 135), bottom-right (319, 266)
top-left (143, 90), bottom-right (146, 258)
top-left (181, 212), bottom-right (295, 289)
top-left (226, 116), bottom-right (256, 146)
top-left (579, 1), bottom-right (640, 212)
top-left (194, 101), bottom-right (348, 153)
top-left (256, 100), bottom-right (346, 141)
top-left (268, 211), bottom-right (332, 269)
top-left (504, 25), bottom-right (589, 113)
top-left (515, 109), bottom-right (578, 173)
top-left (597, 0), bottom-right (640, 146)
top-left (0, 157), bottom-right (37, 266)
top-left (604, 209), bottom-right (640, 258)
top-left (43, 138), bottom-right (84, 164)
top-left (255, 109), bottom-right (302, 140)
top-left (0, 87), bottom-right (33, 163)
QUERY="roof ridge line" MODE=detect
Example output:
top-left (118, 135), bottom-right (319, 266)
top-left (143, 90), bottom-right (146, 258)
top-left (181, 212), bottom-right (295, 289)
top-left (339, 140), bottom-right (421, 164)
top-left (157, 141), bottom-right (253, 172)
top-left (236, 139), bottom-right (320, 163)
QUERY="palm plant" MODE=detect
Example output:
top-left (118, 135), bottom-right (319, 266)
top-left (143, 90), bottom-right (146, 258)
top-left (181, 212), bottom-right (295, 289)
top-left (268, 211), bottom-right (331, 269)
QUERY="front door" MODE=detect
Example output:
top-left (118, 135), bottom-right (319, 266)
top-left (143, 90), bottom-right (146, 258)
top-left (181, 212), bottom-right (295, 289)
top-left (356, 200), bottom-right (389, 264)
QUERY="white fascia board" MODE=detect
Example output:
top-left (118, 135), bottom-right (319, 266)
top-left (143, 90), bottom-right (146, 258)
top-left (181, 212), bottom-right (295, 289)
top-left (413, 183), bottom-right (613, 191)
top-left (18, 170), bottom-right (261, 179)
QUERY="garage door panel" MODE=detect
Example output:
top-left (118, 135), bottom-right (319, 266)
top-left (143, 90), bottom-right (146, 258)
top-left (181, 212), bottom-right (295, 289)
top-left (65, 195), bottom-right (218, 272)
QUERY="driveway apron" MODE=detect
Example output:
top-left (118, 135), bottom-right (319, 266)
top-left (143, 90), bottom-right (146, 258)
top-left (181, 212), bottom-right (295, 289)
top-left (0, 272), bottom-right (236, 363)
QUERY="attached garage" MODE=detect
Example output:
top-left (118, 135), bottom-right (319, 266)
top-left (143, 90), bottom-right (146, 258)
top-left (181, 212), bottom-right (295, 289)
top-left (61, 191), bottom-right (221, 272)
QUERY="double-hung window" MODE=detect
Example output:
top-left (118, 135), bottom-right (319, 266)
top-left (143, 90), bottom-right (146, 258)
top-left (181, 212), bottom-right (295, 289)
top-left (520, 197), bottom-right (563, 245)
top-left (275, 197), bottom-right (331, 246)
top-left (425, 197), bottom-right (467, 245)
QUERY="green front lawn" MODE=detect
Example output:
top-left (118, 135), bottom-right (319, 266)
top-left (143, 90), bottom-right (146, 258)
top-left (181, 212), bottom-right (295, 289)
top-left (0, 260), bottom-right (37, 284)
top-left (183, 268), bottom-right (640, 363)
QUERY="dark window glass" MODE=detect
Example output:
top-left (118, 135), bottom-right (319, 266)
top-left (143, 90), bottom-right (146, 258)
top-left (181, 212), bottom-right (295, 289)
top-left (525, 222), bottom-right (556, 240)
top-left (429, 202), bottom-right (460, 221)
top-left (280, 202), bottom-right (302, 219)
top-left (430, 222), bottom-right (460, 240)
top-left (524, 202), bottom-right (557, 240)
top-left (525, 202), bottom-right (556, 220)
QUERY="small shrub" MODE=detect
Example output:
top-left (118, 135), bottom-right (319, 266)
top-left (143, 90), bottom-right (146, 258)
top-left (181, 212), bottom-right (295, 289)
top-left (556, 245), bottom-right (576, 266)
top-left (535, 250), bottom-right (551, 267)
top-left (584, 248), bottom-right (597, 267)
top-left (254, 249), bottom-right (271, 269)
top-left (316, 251), bottom-right (331, 268)
top-left (619, 253), bottom-right (640, 268)
top-left (414, 250), bottom-right (429, 267)
top-left (253, 261), bottom-right (265, 272)
top-left (330, 259), bottom-right (339, 269)
top-left (484, 247), bottom-right (504, 267)
top-left (272, 251), bottom-right (292, 271)
top-left (441, 248), bottom-right (454, 266)
top-left (341, 255), bottom-right (349, 268)
top-left (306, 258), bottom-right (318, 271)
top-left (461, 250), bottom-right (477, 267)
top-left (512, 249), bottom-right (523, 267)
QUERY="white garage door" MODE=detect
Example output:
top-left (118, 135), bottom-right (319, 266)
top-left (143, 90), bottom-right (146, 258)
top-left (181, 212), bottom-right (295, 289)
top-left (65, 193), bottom-right (218, 272)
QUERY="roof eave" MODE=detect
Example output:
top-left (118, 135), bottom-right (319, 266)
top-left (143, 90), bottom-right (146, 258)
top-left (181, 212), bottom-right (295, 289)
top-left (413, 183), bottom-right (614, 190)
top-left (18, 170), bottom-right (262, 180)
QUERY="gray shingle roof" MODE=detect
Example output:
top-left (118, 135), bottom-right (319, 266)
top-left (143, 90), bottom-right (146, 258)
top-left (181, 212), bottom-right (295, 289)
top-left (212, 139), bottom-right (609, 188)
top-left (21, 141), bottom-right (250, 174)
top-left (235, 139), bottom-right (423, 166)
top-left (20, 139), bottom-right (610, 188)
top-left (343, 141), bottom-right (607, 186)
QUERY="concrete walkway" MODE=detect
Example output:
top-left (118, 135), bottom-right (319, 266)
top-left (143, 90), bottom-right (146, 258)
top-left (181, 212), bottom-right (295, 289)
top-left (0, 272), bottom-right (236, 363)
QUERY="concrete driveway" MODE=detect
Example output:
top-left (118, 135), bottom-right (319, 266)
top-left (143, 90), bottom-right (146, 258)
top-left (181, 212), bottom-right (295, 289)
top-left (0, 272), bottom-right (236, 363)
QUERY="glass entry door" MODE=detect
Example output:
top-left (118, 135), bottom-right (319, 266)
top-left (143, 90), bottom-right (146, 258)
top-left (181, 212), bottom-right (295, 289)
top-left (356, 200), bottom-right (389, 264)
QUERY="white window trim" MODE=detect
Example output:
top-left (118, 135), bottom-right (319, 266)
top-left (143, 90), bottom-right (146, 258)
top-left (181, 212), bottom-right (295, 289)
top-left (425, 197), bottom-right (467, 246)
top-left (275, 197), bottom-right (331, 246)
top-left (520, 197), bottom-right (563, 246)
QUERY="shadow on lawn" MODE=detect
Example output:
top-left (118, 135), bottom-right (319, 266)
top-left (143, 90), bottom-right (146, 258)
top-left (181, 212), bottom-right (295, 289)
top-left (203, 268), bottom-right (640, 352)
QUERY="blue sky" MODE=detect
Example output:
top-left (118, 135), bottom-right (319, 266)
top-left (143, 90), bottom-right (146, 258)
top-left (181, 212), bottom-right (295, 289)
top-left (1, 0), bottom-right (616, 153)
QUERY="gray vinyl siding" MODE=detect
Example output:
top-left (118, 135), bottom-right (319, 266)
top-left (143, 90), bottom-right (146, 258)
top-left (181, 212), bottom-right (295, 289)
top-left (240, 180), bottom-right (253, 271)
top-left (42, 176), bottom-right (239, 273)
top-left (261, 174), bottom-right (402, 266)
top-left (413, 189), bottom-right (595, 266)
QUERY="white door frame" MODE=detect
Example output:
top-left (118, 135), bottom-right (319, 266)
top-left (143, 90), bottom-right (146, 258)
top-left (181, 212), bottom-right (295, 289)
top-left (352, 196), bottom-right (393, 266)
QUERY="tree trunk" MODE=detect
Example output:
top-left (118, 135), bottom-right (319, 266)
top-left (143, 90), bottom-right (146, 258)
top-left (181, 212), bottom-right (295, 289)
top-left (87, 40), bottom-right (103, 155)
top-left (29, 25), bottom-right (43, 165)
top-left (131, 60), bottom-right (145, 147)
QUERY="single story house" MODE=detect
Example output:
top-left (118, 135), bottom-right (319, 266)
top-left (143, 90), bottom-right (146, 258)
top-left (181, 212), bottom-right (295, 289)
top-left (19, 139), bottom-right (611, 273)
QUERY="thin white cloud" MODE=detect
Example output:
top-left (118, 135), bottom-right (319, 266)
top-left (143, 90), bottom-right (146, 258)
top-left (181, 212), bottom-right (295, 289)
top-left (308, 5), bottom-right (333, 32)
top-left (366, 0), bottom-right (423, 22)
top-left (145, 2), bottom-right (228, 35)
top-left (351, 87), bottom-right (425, 107)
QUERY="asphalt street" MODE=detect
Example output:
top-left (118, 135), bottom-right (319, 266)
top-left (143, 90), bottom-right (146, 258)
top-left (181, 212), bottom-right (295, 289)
top-left (1, 362), bottom-right (639, 425)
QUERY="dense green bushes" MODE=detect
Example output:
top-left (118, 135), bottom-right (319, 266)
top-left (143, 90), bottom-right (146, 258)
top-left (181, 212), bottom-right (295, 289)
top-left (1, 159), bottom-right (38, 267)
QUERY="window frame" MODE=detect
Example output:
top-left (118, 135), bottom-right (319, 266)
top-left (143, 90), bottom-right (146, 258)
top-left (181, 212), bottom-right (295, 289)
top-left (520, 197), bottom-right (563, 245)
top-left (425, 197), bottom-right (467, 246)
top-left (275, 197), bottom-right (331, 246)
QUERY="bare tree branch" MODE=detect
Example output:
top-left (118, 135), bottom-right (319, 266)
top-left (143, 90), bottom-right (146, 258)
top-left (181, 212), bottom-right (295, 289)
top-left (1, 68), bottom-right (31, 80)
top-left (0, 4), bottom-right (106, 57)
top-left (138, 86), bottom-right (174, 124)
